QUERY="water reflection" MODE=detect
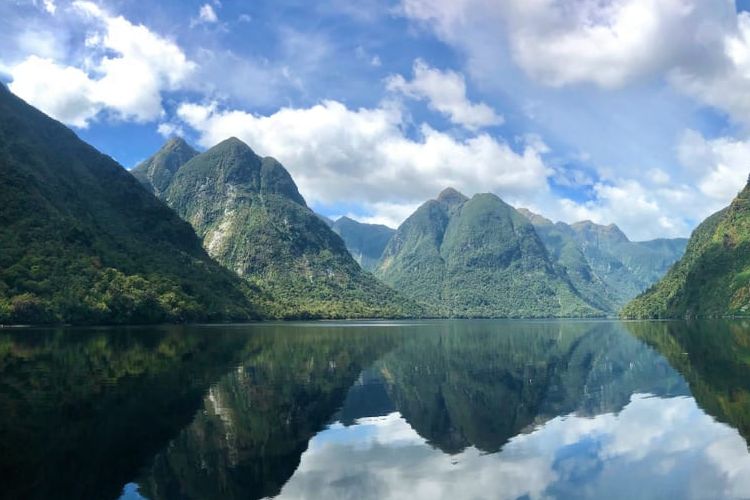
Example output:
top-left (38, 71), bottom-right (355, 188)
top-left (2, 321), bottom-right (750, 499)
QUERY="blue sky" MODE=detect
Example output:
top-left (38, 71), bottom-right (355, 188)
top-left (3, 0), bottom-right (750, 239)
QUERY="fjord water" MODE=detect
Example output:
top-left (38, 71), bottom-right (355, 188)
top-left (3, 321), bottom-right (750, 499)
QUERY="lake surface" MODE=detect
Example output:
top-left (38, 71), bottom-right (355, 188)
top-left (2, 320), bottom-right (750, 499)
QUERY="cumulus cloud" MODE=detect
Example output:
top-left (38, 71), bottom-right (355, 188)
top-left (386, 59), bottom-right (503, 129)
top-left (7, 0), bottom-right (195, 127)
top-left (677, 129), bottom-right (750, 202)
top-left (670, 11), bottom-right (750, 125)
top-left (400, 0), bottom-right (731, 89)
top-left (398, 0), bottom-right (750, 127)
top-left (175, 99), bottom-right (551, 226)
top-left (173, 95), bottom-right (750, 238)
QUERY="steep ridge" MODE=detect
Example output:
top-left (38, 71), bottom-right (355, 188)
top-left (135, 137), bottom-right (422, 319)
top-left (623, 176), bottom-right (750, 318)
top-left (0, 86), bottom-right (259, 325)
top-left (131, 137), bottom-right (198, 197)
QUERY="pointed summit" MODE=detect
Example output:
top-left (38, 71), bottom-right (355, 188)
top-left (211, 136), bottom-right (256, 154)
top-left (131, 136), bottom-right (198, 196)
top-left (436, 187), bottom-right (468, 207)
top-left (137, 139), bottom-right (419, 318)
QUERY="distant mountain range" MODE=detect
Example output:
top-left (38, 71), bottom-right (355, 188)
top-left (518, 208), bottom-right (687, 312)
top-left (133, 137), bottom-right (422, 319)
top-left (0, 84), bottom-right (703, 324)
top-left (325, 188), bottom-right (686, 317)
top-left (623, 176), bottom-right (750, 318)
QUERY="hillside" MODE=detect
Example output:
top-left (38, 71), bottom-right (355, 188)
top-left (0, 86), bottom-right (261, 325)
top-left (622, 178), bottom-right (750, 318)
top-left (376, 188), bottom-right (603, 318)
top-left (135, 137), bottom-right (422, 319)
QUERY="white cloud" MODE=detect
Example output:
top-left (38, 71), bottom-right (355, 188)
top-left (174, 95), bottom-right (750, 239)
top-left (400, 0), bottom-right (731, 89)
top-left (192, 4), bottom-right (219, 26)
top-left (677, 129), bottom-right (750, 202)
top-left (670, 11), bottom-right (750, 126)
top-left (175, 99), bottom-right (551, 220)
top-left (9, 56), bottom-right (97, 127)
top-left (386, 59), bottom-right (503, 129)
top-left (7, 1), bottom-right (196, 127)
top-left (157, 122), bottom-right (184, 138)
top-left (42, 0), bottom-right (56, 14)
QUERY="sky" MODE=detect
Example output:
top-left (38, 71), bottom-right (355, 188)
top-left (2, 0), bottom-right (750, 240)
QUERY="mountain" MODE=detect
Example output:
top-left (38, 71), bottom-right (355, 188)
top-left (330, 216), bottom-right (395, 271)
top-left (130, 136), bottom-right (198, 197)
top-left (135, 137), bottom-right (422, 319)
top-left (0, 85), bottom-right (260, 325)
top-left (622, 177), bottom-right (750, 318)
top-left (375, 188), bottom-right (604, 318)
top-left (519, 209), bottom-right (688, 312)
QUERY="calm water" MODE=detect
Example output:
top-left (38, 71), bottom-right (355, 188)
top-left (2, 320), bottom-right (750, 499)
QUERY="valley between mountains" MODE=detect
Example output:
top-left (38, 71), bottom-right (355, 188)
top-left (3, 85), bottom-right (749, 324)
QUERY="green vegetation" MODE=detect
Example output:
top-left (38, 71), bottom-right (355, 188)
top-left (0, 326), bottom-right (251, 500)
top-left (136, 325), bottom-right (402, 500)
top-left (130, 136), bottom-right (198, 197)
top-left (627, 320), bottom-right (750, 442)
top-left (519, 209), bottom-right (687, 313)
top-left (330, 216), bottom-right (395, 271)
top-left (0, 87), bottom-right (261, 325)
top-left (135, 137), bottom-right (424, 319)
top-left (622, 178), bottom-right (750, 318)
top-left (375, 188), bottom-right (604, 317)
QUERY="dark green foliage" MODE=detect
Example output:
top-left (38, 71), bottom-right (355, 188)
top-left (331, 216), bottom-right (395, 271)
top-left (0, 88), bottom-right (261, 325)
top-left (139, 137), bottom-right (424, 319)
top-left (622, 179), bottom-right (750, 318)
top-left (376, 188), bottom-right (604, 317)
top-left (519, 209), bottom-right (688, 313)
top-left (0, 326), bottom-right (251, 500)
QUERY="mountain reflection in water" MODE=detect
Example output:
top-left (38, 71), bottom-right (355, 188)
top-left (2, 321), bottom-right (750, 499)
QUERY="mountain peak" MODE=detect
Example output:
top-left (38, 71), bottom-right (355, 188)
top-left (132, 136), bottom-right (199, 195)
top-left (163, 135), bottom-right (190, 149)
top-left (214, 136), bottom-right (255, 154)
top-left (571, 220), bottom-right (629, 244)
top-left (436, 187), bottom-right (468, 206)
